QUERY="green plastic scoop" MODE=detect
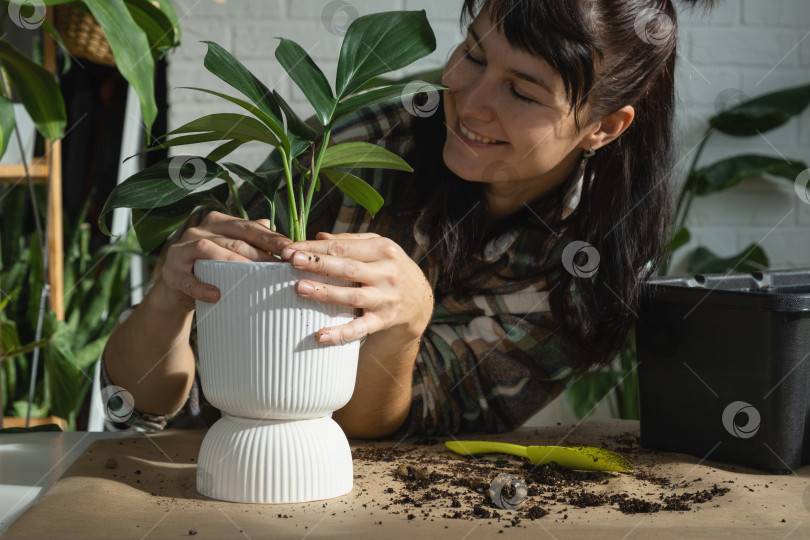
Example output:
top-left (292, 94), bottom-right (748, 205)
top-left (445, 440), bottom-right (633, 473)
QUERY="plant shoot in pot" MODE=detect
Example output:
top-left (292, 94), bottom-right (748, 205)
top-left (99, 10), bottom-right (442, 250)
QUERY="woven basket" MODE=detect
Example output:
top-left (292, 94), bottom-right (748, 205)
top-left (53, 4), bottom-right (115, 67)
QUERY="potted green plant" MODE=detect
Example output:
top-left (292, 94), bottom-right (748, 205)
top-left (99, 10), bottom-right (442, 503)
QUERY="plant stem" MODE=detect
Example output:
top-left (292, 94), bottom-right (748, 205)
top-left (661, 128), bottom-right (711, 276)
top-left (304, 130), bottom-right (330, 230)
top-left (674, 129), bottom-right (711, 232)
top-left (281, 151), bottom-right (300, 240)
top-left (220, 172), bottom-right (248, 219)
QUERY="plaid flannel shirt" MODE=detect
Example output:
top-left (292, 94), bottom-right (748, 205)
top-left (101, 98), bottom-right (585, 436)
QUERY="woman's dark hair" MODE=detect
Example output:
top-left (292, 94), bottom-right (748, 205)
top-left (405, 0), bottom-right (719, 373)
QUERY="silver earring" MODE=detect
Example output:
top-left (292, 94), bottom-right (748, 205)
top-left (579, 145), bottom-right (596, 176)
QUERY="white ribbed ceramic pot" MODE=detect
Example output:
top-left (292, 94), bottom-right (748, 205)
top-left (193, 260), bottom-right (360, 503)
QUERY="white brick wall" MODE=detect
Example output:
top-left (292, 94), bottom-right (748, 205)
top-left (164, 1), bottom-right (810, 425)
top-left (671, 0), bottom-right (810, 274)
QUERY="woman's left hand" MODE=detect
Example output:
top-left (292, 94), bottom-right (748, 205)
top-left (280, 232), bottom-right (434, 345)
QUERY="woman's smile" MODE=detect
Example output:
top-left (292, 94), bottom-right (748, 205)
top-left (456, 118), bottom-right (507, 146)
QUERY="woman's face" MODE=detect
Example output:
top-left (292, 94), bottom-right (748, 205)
top-left (442, 10), bottom-right (595, 203)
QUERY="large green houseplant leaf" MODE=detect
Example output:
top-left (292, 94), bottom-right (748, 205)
top-left (0, 39), bottom-right (66, 141)
top-left (710, 83), bottom-right (810, 136)
top-left (0, 0), bottom-right (180, 154)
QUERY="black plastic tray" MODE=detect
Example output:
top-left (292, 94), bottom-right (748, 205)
top-left (636, 268), bottom-right (810, 473)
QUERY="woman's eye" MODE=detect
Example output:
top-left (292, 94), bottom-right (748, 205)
top-left (462, 46), bottom-right (484, 66)
top-left (509, 83), bottom-right (536, 105)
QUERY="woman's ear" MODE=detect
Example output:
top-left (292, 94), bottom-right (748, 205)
top-left (581, 105), bottom-right (635, 152)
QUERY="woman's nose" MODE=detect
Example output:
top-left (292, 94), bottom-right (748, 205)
top-left (454, 73), bottom-right (497, 122)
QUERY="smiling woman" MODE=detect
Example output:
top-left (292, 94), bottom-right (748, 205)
top-left (102, 0), bottom-right (720, 438)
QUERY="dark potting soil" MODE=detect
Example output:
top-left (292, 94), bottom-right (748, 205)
top-left (350, 430), bottom-right (731, 524)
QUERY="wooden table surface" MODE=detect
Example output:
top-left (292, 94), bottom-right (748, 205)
top-left (3, 419), bottom-right (809, 539)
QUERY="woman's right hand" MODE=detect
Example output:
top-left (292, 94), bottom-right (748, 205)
top-left (158, 211), bottom-right (292, 312)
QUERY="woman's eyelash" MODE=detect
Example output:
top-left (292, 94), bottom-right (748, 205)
top-left (463, 47), bottom-right (537, 103)
top-left (461, 46), bottom-right (537, 105)
top-left (508, 83), bottom-right (535, 104)
top-left (462, 46), bottom-right (484, 66)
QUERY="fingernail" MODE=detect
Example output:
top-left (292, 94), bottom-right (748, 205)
top-left (292, 251), bottom-right (309, 267)
top-left (281, 247), bottom-right (294, 260)
top-left (319, 332), bottom-right (333, 344)
top-left (297, 281), bottom-right (314, 295)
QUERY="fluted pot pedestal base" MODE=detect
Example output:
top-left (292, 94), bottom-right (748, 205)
top-left (196, 413), bottom-right (353, 503)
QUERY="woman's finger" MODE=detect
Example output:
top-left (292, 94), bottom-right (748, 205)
top-left (163, 239), bottom-right (252, 303)
top-left (317, 312), bottom-right (386, 344)
top-left (207, 235), bottom-right (279, 263)
top-left (282, 236), bottom-right (392, 263)
top-left (288, 250), bottom-right (375, 283)
top-left (295, 280), bottom-right (374, 309)
top-left (206, 216), bottom-right (291, 255)
top-left (315, 231), bottom-right (380, 240)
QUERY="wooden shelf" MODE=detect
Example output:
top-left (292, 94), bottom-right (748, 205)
top-left (0, 8), bottom-right (63, 321)
top-left (0, 157), bottom-right (50, 184)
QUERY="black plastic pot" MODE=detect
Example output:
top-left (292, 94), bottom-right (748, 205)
top-left (636, 268), bottom-right (810, 473)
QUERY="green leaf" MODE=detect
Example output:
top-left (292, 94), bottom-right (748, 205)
top-left (135, 181), bottom-right (230, 218)
top-left (272, 89), bottom-right (317, 156)
top-left (354, 66), bottom-right (444, 91)
top-left (321, 169), bottom-right (384, 217)
top-left (131, 209), bottom-right (191, 254)
top-left (138, 132), bottom-right (237, 157)
top-left (275, 38), bottom-right (335, 126)
top-left (336, 10), bottom-right (436, 99)
top-left (1, 319), bottom-right (22, 357)
top-left (98, 156), bottom-right (224, 236)
top-left (146, 0), bottom-right (181, 42)
top-left (201, 41), bottom-right (284, 126)
top-left (668, 227), bottom-right (691, 253)
top-left (75, 336), bottom-right (108, 370)
top-left (688, 155), bottom-right (807, 196)
top-left (124, 0), bottom-right (179, 59)
top-left (164, 113), bottom-right (281, 147)
top-left (44, 325), bottom-right (81, 419)
top-left (0, 96), bottom-right (15, 160)
top-left (177, 87), bottom-right (288, 147)
top-left (333, 81), bottom-right (445, 122)
top-left (129, 182), bottom-right (230, 252)
top-left (686, 244), bottom-right (769, 275)
top-left (82, 0), bottom-right (157, 135)
top-left (0, 284), bottom-right (19, 312)
top-left (710, 83), bottom-right (810, 136)
top-left (0, 41), bottom-right (66, 140)
top-left (11, 400), bottom-right (48, 419)
top-left (40, 18), bottom-right (72, 74)
top-left (222, 162), bottom-right (284, 203)
top-left (206, 139), bottom-right (246, 162)
top-left (321, 142), bottom-right (413, 171)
